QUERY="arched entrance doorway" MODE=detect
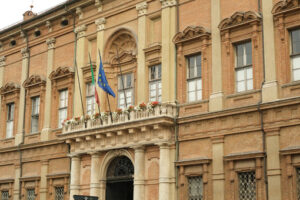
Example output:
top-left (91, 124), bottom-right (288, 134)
top-left (106, 156), bottom-right (134, 200)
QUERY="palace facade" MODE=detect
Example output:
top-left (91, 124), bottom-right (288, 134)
top-left (0, 0), bottom-right (300, 200)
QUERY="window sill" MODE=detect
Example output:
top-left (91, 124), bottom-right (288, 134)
top-left (179, 99), bottom-right (209, 107)
top-left (281, 80), bottom-right (300, 88)
top-left (1, 137), bottom-right (15, 142)
top-left (226, 89), bottom-right (261, 99)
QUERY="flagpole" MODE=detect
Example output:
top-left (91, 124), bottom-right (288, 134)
top-left (88, 53), bottom-right (102, 125)
top-left (116, 48), bottom-right (128, 109)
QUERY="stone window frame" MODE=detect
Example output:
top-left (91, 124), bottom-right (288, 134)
top-left (173, 26), bottom-right (211, 104)
top-left (176, 158), bottom-right (211, 200)
top-left (23, 75), bottom-right (46, 135)
top-left (0, 179), bottom-right (14, 200)
top-left (0, 83), bottom-right (20, 140)
top-left (47, 173), bottom-right (69, 200)
top-left (219, 11), bottom-right (262, 96)
top-left (224, 152), bottom-right (264, 200)
top-left (20, 177), bottom-right (40, 200)
top-left (272, 0), bottom-right (300, 85)
top-left (49, 67), bottom-right (74, 130)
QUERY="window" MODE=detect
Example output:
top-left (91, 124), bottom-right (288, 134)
top-left (6, 103), bottom-right (14, 138)
top-left (86, 83), bottom-right (95, 115)
top-left (118, 73), bottom-right (134, 109)
top-left (58, 90), bottom-right (68, 128)
top-left (1, 191), bottom-right (9, 200)
top-left (235, 41), bottom-right (253, 92)
top-left (238, 171), bottom-right (256, 200)
top-left (55, 186), bottom-right (64, 200)
top-left (291, 29), bottom-right (300, 81)
top-left (188, 176), bottom-right (203, 200)
top-left (297, 168), bottom-right (300, 200)
top-left (187, 54), bottom-right (202, 102)
top-left (26, 189), bottom-right (35, 200)
top-left (149, 64), bottom-right (162, 102)
top-left (31, 97), bottom-right (40, 133)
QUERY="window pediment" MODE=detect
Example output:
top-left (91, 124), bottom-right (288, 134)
top-left (0, 82), bottom-right (20, 95)
top-left (23, 75), bottom-right (46, 88)
top-left (49, 67), bottom-right (74, 81)
top-left (173, 26), bottom-right (211, 44)
top-left (272, 0), bottom-right (299, 14)
top-left (218, 11), bottom-right (261, 31)
top-left (111, 51), bottom-right (137, 66)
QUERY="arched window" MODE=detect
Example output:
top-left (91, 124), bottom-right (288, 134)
top-left (106, 156), bottom-right (134, 181)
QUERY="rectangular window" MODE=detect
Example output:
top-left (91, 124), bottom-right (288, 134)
top-left (149, 64), bottom-right (162, 102)
top-left (6, 103), bottom-right (14, 138)
top-left (55, 186), bottom-right (64, 200)
top-left (188, 176), bottom-right (203, 200)
top-left (1, 191), bottom-right (9, 200)
top-left (118, 73), bottom-right (134, 109)
top-left (58, 90), bottom-right (68, 128)
top-left (86, 83), bottom-right (95, 115)
top-left (26, 189), bottom-right (35, 200)
top-left (238, 171), bottom-right (256, 200)
top-left (297, 168), bottom-right (300, 200)
top-left (235, 41), bottom-right (253, 92)
top-left (291, 29), bottom-right (300, 81)
top-left (187, 54), bottom-right (202, 102)
top-left (31, 96), bottom-right (40, 133)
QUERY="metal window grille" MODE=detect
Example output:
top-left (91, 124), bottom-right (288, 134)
top-left (188, 176), bottom-right (203, 200)
top-left (26, 189), bottom-right (35, 200)
top-left (1, 191), bottom-right (9, 200)
top-left (297, 168), bottom-right (300, 200)
top-left (238, 171), bottom-right (256, 200)
top-left (55, 186), bottom-right (64, 200)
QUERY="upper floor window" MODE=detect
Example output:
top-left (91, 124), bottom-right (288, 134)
top-left (86, 83), bottom-right (95, 115)
top-left (149, 64), bottom-right (162, 102)
top-left (291, 29), bottom-right (300, 81)
top-left (1, 190), bottom-right (9, 200)
top-left (118, 73), bottom-right (134, 109)
top-left (235, 41), bottom-right (253, 92)
top-left (238, 171), bottom-right (256, 200)
top-left (188, 176), bottom-right (203, 200)
top-left (187, 54), bottom-right (202, 102)
top-left (6, 103), bottom-right (14, 138)
top-left (31, 96), bottom-right (40, 133)
top-left (58, 89), bottom-right (68, 128)
top-left (26, 188), bottom-right (35, 200)
top-left (55, 186), bottom-right (64, 200)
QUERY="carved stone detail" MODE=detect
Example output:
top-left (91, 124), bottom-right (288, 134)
top-left (95, 18), bottom-right (106, 31)
top-left (272, 0), bottom-right (299, 14)
top-left (46, 38), bottom-right (56, 49)
top-left (21, 47), bottom-right (29, 58)
top-left (74, 25), bottom-right (87, 38)
top-left (160, 0), bottom-right (177, 8)
top-left (46, 20), bottom-right (52, 32)
top-left (136, 2), bottom-right (148, 16)
top-left (173, 25), bottom-right (211, 44)
top-left (76, 7), bottom-right (83, 19)
top-left (49, 66), bottom-right (74, 80)
top-left (0, 82), bottom-right (20, 95)
top-left (23, 75), bottom-right (46, 88)
top-left (0, 56), bottom-right (6, 67)
top-left (95, 0), bottom-right (104, 12)
top-left (218, 11), bottom-right (261, 31)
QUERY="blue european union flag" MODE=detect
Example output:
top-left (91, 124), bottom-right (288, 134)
top-left (97, 54), bottom-right (115, 97)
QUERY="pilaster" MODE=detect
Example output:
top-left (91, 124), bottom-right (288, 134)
top-left (209, 0), bottom-right (224, 111)
top-left (41, 38), bottom-right (56, 141)
top-left (0, 56), bottom-right (5, 118)
top-left (136, 2), bottom-right (148, 103)
top-left (158, 142), bottom-right (172, 200)
top-left (69, 154), bottom-right (81, 198)
top-left (39, 160), bottom-right (49, 200)
top-left (160, 0), bottom-right (177, 103)
top-left (133, 145), bottom-right (145, 200)
top-left (13, 164), bottom-right (21, 200)
top-left (16, 47), bottom-right (30, 145)
top-left (89, 152), bottom-right (101, 197)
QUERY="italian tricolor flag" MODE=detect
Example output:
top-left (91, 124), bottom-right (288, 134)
top-left (90, 62), bottom-right (100, 105)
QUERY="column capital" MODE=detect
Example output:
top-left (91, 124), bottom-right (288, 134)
top-left (132, 145), bottom-right (145, 151)
top-left (68, 153), bottom-right (81, 159)
top-left (156, 142), bottom-right (172, 148)
top-left (95, 0), bottom-right (104, 12)
top-left (21, 47), bottom-right (29, 58)
top-left (0, 56), bottom-right (6, 67)
top-left (136, 1), bottom-right (148, 16)
top-left (160, 0), bottom-right (177, 8)
top-left (95, 18), bottom-right (106, 31)
top-left (88, 151), bottom-right (101, 157)
top-left (74, 24), bottom-right (87, 38)
top-left (46, 37), bottom-right (56, 50)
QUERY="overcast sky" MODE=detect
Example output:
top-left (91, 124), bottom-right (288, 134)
top-left (0, 0), bottom-right (67, 30)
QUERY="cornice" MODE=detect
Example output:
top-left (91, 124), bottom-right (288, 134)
top-left (23, 74), bottom-right (46, 88)
top-left (272, 0), bottom-right (299, 15)
top-left (49, 66), bottom-right (74, 81)
top-left (173, 25), bottom-right (211, 44)
top-left (0, 82), bottom-right (20, 95)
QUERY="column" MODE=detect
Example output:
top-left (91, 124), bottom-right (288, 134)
top-left (90, 152), bottom-right (101, 197)
top-left (158, 143), bottom-right (171, 200)
top-left (13, 164), bottom-right (21, 200)
top-left (15, 47), bottom-right (30, 145)
top-left (39, 160), bottom-right (49, 199)
top-left (211, 136), bottom-right (225, 200)
top-left (160, 0), bottom-right (177, 103)
top-left (0, 56), bottom-right (5, 116)
top-left (70, 154), bottom-right (81, 198)
top-left (209, 0), bottom-right (224, 111)
top-left (95, 18), bottom-right (107, 112)
top-left (265, 129), bottom-right (282, 200)
top-left (136, 2), bottom-right (148, 103)
top-left (41, 38), bottom-right (55, 141)
top-left (261, 0), bottom-right (278, 102)
top-left (133, 146), bottom-right (145, 200)
top-left (74, 25), bottom-right (87, 117)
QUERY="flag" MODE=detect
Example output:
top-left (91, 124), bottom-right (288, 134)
top-left (97, 53), bottom-right (116, 97)
top-left (89, 58), bottom-right (100, 105)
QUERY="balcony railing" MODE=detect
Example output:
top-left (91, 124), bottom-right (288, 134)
top-left (62, 103), bottom-right (177, 134)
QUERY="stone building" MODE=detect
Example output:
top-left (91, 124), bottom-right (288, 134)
top-left (0, 0), bottom-right (299, 200)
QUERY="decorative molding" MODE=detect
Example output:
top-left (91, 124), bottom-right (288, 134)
top-left (95, 0), bottom-right (104, 12)
top-left (160, 0), bottom-right (177, 8)
top-left (76, 7), bottom-right (83, 19)
top-left (0, 56), bottom-right (6, 67)
top-left (272, 0), bottom-right (299, 14)
top-left (224, 151), bottom-right (264, 161)
top-left (23, 75), bottom-right (46, 88)
top-left (49, 66), bottom-right (74, 81)
top-left (95, 18), bottom-right (106, 31)
top-left (0, 82), bottom-right (20, 95)
top-left (218, 11), bottom-right (262, 31)
top-left (45, 20), bottom-right (52, 32)
top-left (21, 47), bottom-right (29, 58)
top-left (136, 1), bottom-right (148, 16)
top-left (46, 37), bottom-right (56, 49)
top-left (173, 25), bottom-right (211, 44)
top-left (74, 24), bottom-right (87, 38)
